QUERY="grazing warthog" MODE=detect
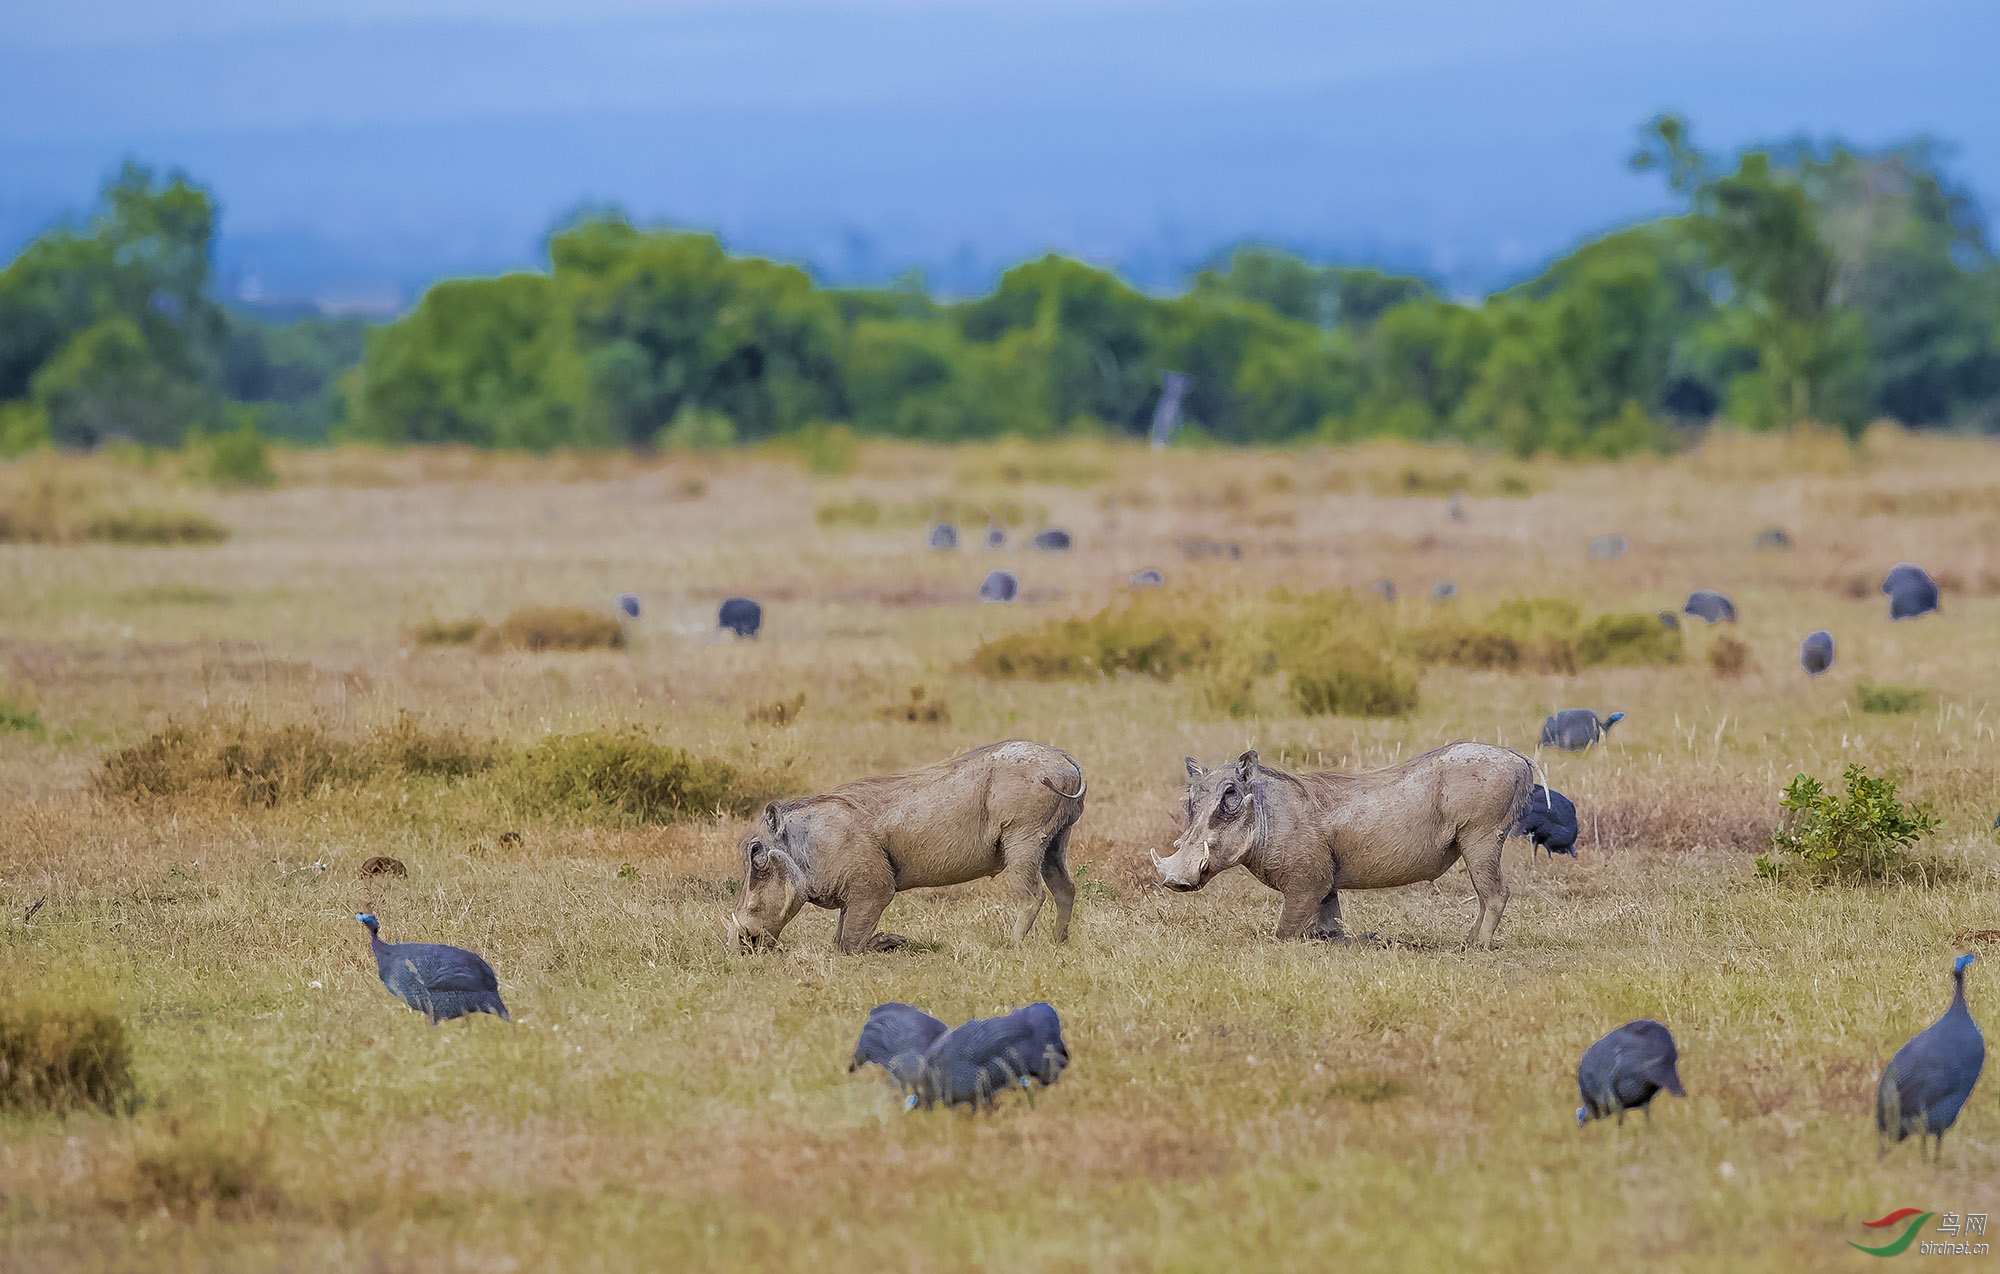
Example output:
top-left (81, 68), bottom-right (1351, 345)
top-left (728, 741), bottom-right (1086, 953)
top-left (1152, 743), bottom-right (1536, 947)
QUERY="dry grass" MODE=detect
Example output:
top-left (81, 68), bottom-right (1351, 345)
top-left (3, 434), bottom-right (2000, 1271)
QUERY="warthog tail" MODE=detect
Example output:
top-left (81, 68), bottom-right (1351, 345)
top-left (1041, 750), bottom-right (1086, 801)
top-left (1041, 772), bottom-right (1086, 801)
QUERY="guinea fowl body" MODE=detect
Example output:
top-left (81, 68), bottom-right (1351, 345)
top-left (357, 913), bottom-right (509, 1024)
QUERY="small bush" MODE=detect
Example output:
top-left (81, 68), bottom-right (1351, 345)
top-left (512, 731), bottom-right (751, 822)
top-left (188, 416), bottom-right (277, 488)
top-left (494, 606), bottom-right (625, 652)
top-left (656, 406), bottom-right (738, 451)
top-left (409, 617), bottom-right (488, 647)
top-left (768, 422), bottom-right (859, 476)
top-left (358, 713), bottom-right (496, 780)
top-left (87, 508), bottom-right (230, 545)
top-left (1855, 680), bottom-right (1930, 715)
top-left (1328, 1075), bottom-right (1411, 1104)
top-left (1573, 613), bottom-right (1683, 667)
top-left (1289, 648), bottom-right (1419, 718)
top-left (95, 717), bottom-right (497, 806)
top-left (0, 1003), bottom-right (136, 1114)
top-left (745, 693), bottom-right (807, 727)
top-left (971, 596), bottom-right (1217, 681)
top-left (1709, 634), bottom-right (1751, 677)
top-left (1757, 764), bottom-right (1939, 882)
top-left (129, 1129), bottom-right (276, 1218)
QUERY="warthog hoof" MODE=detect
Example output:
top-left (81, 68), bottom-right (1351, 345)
top-left (866, 933), bottom-right (910, 953)
top-left (1308, 927), bottom-right (1381, 946)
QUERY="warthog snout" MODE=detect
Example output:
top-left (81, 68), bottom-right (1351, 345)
top-left (1151, 846), bottom-right (1207, 892)
top-left (726, 914), bottom-right (779, 953)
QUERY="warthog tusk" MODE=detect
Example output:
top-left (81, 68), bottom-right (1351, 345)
top-left (1150, 848), bottom-right (1168, 874)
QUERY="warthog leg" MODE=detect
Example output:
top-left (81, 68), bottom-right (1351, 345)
top-left (1004, 824), bottom-right (1053, 944)
top-left (1304, 887), bottom-right (1345, 942)
top-left (1463, 824), bottom-right (1511, 948)
top-left (835, 882), bottom-right (898, 954)
top-left (1039, 825), bottom-right (1077, 944)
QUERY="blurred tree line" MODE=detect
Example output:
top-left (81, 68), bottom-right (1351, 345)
top-left (4, 118), bottom-right (1998, 459)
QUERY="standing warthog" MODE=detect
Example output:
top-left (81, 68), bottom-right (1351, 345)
top-left (1152, 743), bottom-right (1537, 947)
top-left (728, 740), bottom-right (1086, 953)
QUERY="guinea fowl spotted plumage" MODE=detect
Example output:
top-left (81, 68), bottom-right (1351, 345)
top-left (1799, 630), bottom-right (1835, 676)
top-left (1878, 953), bottom-right (1985, 1161)
top-left (1883, 563), bottom-right (1940, 621)
top-left (356, 913), bottom-right (509, 1024)
top-left (1683, 589), bottom-right (1737, 624)
top-left (856, 1003), bottom-right (1070, 1111)
top-left (902, 1003), bottom-right (1069, 1110)
top-left (1576, 1019), bottom-right (1685, 1126)
top-left (1540, 708), bottom-right (1624, 752)
top-left (849, 1003), bottom-right (949, 1085)
top-left (1515, 786), bottom-right (1580, 856)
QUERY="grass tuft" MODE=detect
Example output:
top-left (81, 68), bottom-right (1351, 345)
top-left (510, 730), bottom-right (755, 823)
top-left (408, 617), bottom-right (488, 647)
top-left (493, 606), bottom-right (625, 652)
top-left (1709, 634), bottom-right (1752, 677)
top-left (86, 508), bottom-right (230, 545)
top-left (1854, 679), bottom-right (1931, 715)
top-left (126, 1128), bottom-right (277, 1219)
top-left (0, 1002), bottom-right (136, 1115)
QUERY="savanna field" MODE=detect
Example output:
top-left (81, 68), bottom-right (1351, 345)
top-left (3, 429), bottom-right (1999, 1272)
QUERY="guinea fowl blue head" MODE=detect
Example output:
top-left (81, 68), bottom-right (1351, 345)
top-left (356, 912), bottom-right (380, 936)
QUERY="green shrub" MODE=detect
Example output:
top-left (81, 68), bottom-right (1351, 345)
top-left (0, 1003), bottom-right (136, 1114)
top-left (768, 422), bottom-right (859, 475)
top-left (512, 731), bottom-right (751, 822)
top-left (1855, 680), bottom-right (1930, 715)
top-left (494, 605), bottom-right (624, 652)
top-left (87, 508), bottom-right (230, 545)
top-left (1573, 613), bottom-right (1684, 667)
top-left (1757, 763), bottom-right (1939, 881)
top-left (656, 406), bottom-right (738, 451)
top-left (188, 415), bottom-right (277, 488)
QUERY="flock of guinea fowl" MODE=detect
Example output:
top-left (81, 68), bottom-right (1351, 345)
top-left (350, 522), bottom-right (1980, 1157)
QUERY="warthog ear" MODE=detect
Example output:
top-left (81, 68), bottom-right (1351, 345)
top-left (1184, 756), bottom-right (1207, 781)
top-left (764, 801), bottom-right (782, 835)
top-left (1236, 750), bottom-right (1260, 784)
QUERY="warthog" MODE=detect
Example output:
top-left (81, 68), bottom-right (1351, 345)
top-left (729, 740), bottom-right (1086, 953)
top-left (1152, 743), bottom-right (1537, 947)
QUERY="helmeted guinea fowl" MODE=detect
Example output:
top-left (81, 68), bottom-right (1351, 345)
top-left (1683, 589), bottom-right (1737, 624)
top-left (1878, 952), bottom-right (1985, 1161)
top-left (1540, 708), bottom-right (1624, 752)
top-left (849, 1003), bottom-right (949, 1085)
top-left (1799, 630), bottom-right (1835, 676)
top-left (1576, 1019), bottom-right (1685, 1126)
top-left (887, 1003), bottom-right (1070, 1111)
top-left (1883, 563), bottom-right (1940, 621)
top-left (1516, 786), bottom-right (1580, 856)
top-left (356, 913), bottom-right (509, 1024)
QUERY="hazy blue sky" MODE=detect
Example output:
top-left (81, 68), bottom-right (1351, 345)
top-left (3, 0), bottom-right (1994, 306)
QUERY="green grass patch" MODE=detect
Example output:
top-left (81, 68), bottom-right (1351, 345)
top-left (1412, 598), bottom-right (1681, 673)
top-left (1854, 679), bottom-right (1931, 715)
top-left (0, 694), bottom-right (44, 737)
top-left (0, 1002), bottom-right (136, 1115)
top-left (970, 594), bottom-right (1220, 681)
